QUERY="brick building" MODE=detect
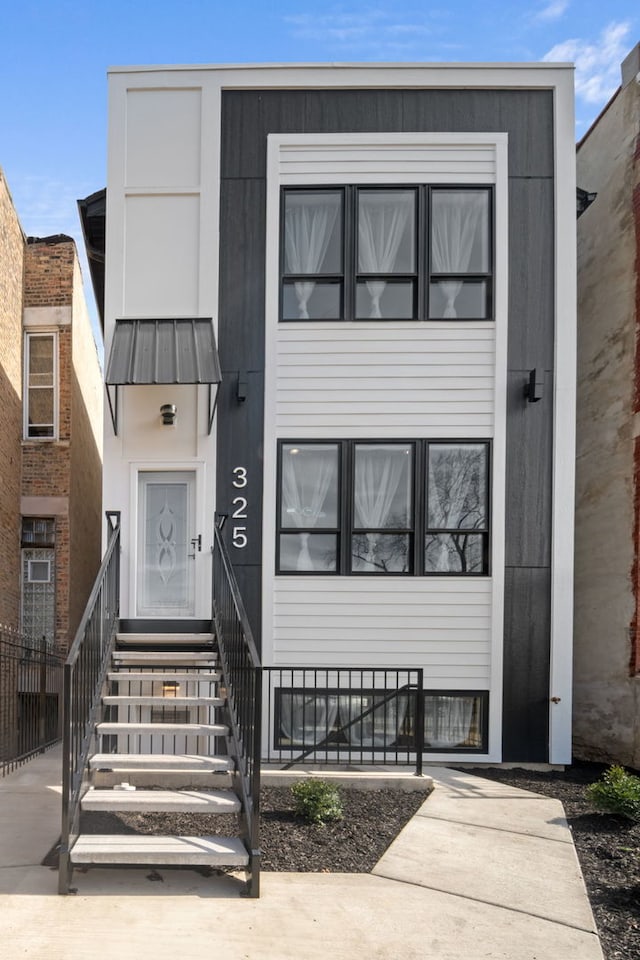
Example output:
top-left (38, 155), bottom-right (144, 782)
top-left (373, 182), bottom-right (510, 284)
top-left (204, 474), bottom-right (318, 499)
top-left (0, 168), bottom-right (103, 652)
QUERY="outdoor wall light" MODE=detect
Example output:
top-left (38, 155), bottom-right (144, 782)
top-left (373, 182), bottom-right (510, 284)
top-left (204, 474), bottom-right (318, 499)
top-left (160, 403), bottom-right (177, 426)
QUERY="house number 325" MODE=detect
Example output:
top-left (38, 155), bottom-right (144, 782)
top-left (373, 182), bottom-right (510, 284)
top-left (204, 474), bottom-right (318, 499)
top-left (231, 466), bottom-right (248, 549)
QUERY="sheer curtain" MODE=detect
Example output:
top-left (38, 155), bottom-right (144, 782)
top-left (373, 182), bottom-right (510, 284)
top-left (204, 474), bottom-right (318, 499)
top-left (354, 447), bottom-right (407, 568)
top-left (431, 192), bottom-right (486, 318)
top-left (358, 193), bottom-right (413, 318)
top-left (339, 694), bottom-right (408, 747)
top-left (282, 450), bottom-right (336, 570)
top-left (425, 696), bottom-right (475, 748)
top-left (280, 694), bottom-right (339, 745)
top-left (285, 197), bottom-right (339, 319)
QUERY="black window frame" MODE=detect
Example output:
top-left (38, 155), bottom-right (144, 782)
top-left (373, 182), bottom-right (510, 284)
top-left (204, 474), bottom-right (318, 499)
top-left (276, 439), bottom-right (491, 577)
top-left (273, 686), bottom-right (489, 754)
top-left (279, 184), bottom-right (494, 322)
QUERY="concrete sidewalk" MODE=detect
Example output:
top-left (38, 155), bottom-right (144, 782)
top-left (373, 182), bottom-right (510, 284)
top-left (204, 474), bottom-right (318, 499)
top-left (0, 746), bottom-right (604, 959)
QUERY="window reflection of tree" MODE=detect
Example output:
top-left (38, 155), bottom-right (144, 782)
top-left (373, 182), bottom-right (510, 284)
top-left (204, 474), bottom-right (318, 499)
top-left (427, 445), bottom-right (487, 574)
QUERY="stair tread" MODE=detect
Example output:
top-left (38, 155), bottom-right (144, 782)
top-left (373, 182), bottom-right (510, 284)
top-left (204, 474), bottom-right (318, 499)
top-left (90, 753), bottom-right (233, 771)
top-left (97, 721), bottom-right (227, 735)
top-left (112, 652), bottom-right (217, 664)
top-left (102, 696), bottom-right (223, 707)
top-left (107, 671), bottom-right (221, 682)
top-left (82, 787), bottom-right (241, 813)
top-left (70, 834), bottom-right (249, 865)
top-left (116, 633), bottom-right (214, 646)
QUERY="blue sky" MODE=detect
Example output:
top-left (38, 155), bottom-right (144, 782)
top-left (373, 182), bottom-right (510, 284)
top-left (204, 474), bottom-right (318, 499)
top-left (0, 0), bottom-right (637, 336)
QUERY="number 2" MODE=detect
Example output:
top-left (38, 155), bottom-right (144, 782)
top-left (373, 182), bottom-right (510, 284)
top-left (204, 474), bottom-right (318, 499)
top-left (232, 496), bottom-right (247, 519)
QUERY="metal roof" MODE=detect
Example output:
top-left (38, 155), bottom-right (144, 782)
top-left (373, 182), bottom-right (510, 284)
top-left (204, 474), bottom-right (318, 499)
top-left (105, 318), bottom-right (222, 385)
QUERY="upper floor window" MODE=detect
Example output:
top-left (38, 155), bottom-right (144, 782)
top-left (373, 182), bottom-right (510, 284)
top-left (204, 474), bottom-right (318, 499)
top-left (277, 440), bottom-right (490, 576)
top-left (281, 186), bottom-right (492, 322)
top-left (24, 333), bottom-right (57, 439)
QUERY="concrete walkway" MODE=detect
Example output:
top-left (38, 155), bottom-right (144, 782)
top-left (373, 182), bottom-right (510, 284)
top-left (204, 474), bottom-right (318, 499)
top-left (0, 746), bottom-right (604, 959)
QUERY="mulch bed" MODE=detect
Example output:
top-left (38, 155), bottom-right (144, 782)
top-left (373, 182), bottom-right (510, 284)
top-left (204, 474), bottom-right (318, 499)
top-left (77, 765), bottom-right (640, 959)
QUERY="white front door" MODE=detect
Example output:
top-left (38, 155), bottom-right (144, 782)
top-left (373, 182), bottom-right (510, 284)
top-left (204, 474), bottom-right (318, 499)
top-left (137, 471), bottom-right (196, 617)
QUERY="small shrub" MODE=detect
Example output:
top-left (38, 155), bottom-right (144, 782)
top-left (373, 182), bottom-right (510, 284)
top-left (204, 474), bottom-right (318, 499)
top-left (587, 765), bottom-right (640, 821)
top-left (291, 778), bottom-right (343, 824)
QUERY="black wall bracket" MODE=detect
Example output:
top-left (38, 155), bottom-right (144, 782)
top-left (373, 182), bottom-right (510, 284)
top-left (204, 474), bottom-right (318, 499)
top-left (524, 369), bottom-right (543, 403)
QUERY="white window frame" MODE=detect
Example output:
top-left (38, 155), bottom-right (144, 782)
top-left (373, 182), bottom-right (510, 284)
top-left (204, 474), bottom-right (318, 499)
top-left (27, 558), bottom-right (52, 583)
top-left (24, 331), bottom-right (58, 440)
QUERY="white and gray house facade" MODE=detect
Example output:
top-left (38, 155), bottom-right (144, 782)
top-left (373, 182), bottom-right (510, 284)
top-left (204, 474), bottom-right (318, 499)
top-left (89, 61), bottom-right (576, 766)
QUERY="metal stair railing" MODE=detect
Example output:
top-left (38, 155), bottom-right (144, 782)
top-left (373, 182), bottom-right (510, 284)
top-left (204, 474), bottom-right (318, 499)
top-left (212, 517), bottom-right (261, 898)
top-left (58, 512), bottom-right (121, 894)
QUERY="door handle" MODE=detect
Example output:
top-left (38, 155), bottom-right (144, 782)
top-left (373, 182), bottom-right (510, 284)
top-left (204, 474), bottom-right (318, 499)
top-left (188, 534), bottom-right (202, 558)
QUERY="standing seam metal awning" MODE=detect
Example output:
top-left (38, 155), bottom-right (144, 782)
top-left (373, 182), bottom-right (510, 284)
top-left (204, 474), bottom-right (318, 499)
top-left (104, 318), bottom-right (222, 434)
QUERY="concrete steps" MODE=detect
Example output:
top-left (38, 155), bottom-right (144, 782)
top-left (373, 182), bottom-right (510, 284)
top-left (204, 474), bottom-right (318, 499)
top-left (70, 834), bottom-right (249, 866)
top-left (81, 787), bottom-right (241, 814)
top-left (72, 626), bottom-right (250, 884)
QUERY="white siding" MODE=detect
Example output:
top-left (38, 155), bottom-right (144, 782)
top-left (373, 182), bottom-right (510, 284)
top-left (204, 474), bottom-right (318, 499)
top-left (278, 136), bottom-right (497, 185)
top-left (272, 579), bottom-right (492, 683)
top-left (263, 133), bottom-right (507, 722)
top-left (276, 323), bottom-right (495, 436)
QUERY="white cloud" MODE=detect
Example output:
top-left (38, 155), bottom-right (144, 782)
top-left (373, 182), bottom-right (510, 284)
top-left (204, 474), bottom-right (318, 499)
top-left (543, 21), bottom-right (632, 104)
top-left (284, 8), bottom-right (445, 55)
top-left (534, 1), bottom-right (569, 22)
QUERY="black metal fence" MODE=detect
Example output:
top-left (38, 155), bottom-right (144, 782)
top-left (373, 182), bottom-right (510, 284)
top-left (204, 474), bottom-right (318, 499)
top-left (0, 627), bottom-right (64, 777)
top-left (263, 668), bottom-right (425, 773)
top-left (212, 519), bottom-right (262, 898)
top-left (58, 512), bottom-right (121, 894)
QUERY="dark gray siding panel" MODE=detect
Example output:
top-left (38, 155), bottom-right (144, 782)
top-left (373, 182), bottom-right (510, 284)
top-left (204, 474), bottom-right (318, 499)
top-left (507, 178), bottom-right (555, 371)
top-left (504, 372), bottom-right (553, 568)
top-left (222, 89), bottom-right (554, 180)
top-left (218, 86), bottom-right (556, 759)
top-left (502, 567), bottom-right (551, 761)
top-left (218, 178), bottom-right (266, 369)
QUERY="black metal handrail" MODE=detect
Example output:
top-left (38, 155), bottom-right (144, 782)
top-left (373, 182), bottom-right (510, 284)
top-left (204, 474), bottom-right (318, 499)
top-left (58, 512), bottom-right (120, 894)
top-left (212, 519), bottom-right (261, 898)
top-left (0, 629), bottom-right (63, 777)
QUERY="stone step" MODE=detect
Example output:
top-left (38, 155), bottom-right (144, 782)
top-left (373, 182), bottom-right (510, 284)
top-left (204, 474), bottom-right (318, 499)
top-left (102, 696), bottom-right (223, 708)
top-left (81, 787), bottom-right (241, 814)
top-left (112, 651), bottom-right (217, 665)
top-left (96, 721), bottom-right (228, 736)
top-left (107, 671), bottom-right (221, 683)
top-left (116, 632), bottom-right (215, 647)
top-left (90, 753), bottom-right (234, 772)
top-left (70, 834), bottom-right (249, 866)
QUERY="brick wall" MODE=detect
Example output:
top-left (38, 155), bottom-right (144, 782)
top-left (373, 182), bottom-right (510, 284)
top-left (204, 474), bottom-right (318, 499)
top-left (0, 171), bottom-right (24, 630)
top-left (23, 238), bottom-right (74, 307)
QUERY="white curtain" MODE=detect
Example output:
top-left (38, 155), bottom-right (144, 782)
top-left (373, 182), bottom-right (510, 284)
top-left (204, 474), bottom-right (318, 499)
top-left (280, 694), bottom-right (339, 745)
top-left (282, 450), bottom-right (335, 571)
top-left (428, 446), bottom-right (483, 571)
top-left (358, 193), bottom-right (412, 318)
top-left (339, 694), bottom-right (408, 747)
top-left (431, 192), bottom-right (486, 318)
top-left (285, 197), bottom-right (339, 319)
top-left (425, 696), bottom-right (475, 748)
top-left (354, 447), bottom-right (407, 568)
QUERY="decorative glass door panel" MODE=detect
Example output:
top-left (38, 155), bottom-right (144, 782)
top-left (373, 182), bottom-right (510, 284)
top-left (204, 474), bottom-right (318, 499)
top-left (137, 471), bottom-right (196, 616)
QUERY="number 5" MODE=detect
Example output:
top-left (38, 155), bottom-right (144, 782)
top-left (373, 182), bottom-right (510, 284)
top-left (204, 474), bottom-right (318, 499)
top-left (233, 526), bottom-right (247, 549)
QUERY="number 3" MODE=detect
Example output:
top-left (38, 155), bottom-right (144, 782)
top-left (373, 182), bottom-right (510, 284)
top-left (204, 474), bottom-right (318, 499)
top-left (232, 466), bottom-right (247, 488)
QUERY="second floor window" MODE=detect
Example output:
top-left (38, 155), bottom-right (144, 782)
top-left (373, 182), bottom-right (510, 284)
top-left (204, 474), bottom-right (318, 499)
top-left (25, 333), bottom-right (57, 439)
top-left (277, 440), bottom-right (490, 576)
top-left (281, 185), bottom-right (492, 322)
